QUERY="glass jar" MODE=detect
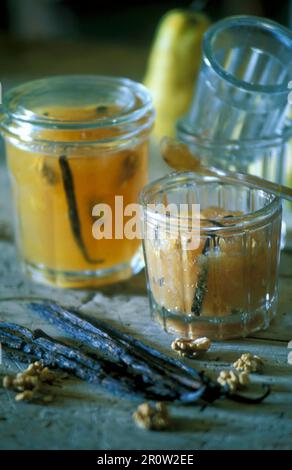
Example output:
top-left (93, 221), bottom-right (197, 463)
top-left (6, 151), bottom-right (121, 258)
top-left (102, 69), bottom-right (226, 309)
top-left (140, 172), bottom-right (282, 340)
top-left (1, 75), bottom-right (154, 287)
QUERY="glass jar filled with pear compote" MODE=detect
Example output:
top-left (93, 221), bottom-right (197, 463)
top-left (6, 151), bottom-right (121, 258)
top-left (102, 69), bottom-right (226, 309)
top-left (140, 173), bottom-right (282, 340)
top-left (1, 75), bottom-right (154, 287)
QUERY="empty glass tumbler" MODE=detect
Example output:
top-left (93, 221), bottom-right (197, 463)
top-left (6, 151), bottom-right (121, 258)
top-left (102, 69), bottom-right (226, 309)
top-left (179, 15), bottom-right (292, 142)
top-left (177, 15), bottom-right (292, 243)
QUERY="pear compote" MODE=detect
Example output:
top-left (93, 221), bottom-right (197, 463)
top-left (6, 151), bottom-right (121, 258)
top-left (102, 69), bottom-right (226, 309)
top-left (140, 173), bottom-right (282, 339)
top-left (1, 76), bottom-right (154, 287)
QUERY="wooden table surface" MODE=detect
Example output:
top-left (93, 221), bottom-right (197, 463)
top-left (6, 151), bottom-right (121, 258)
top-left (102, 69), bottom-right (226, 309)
top-left (0, 40), bottom-right (291, 450)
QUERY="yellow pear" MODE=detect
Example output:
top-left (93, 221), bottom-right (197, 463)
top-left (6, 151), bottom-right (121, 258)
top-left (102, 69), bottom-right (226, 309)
top-left (144, 9), bottom-right (210, 139)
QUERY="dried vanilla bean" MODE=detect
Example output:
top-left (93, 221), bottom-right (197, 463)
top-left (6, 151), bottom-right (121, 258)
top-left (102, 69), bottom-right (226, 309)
top-left (28, 302), bottom-right (211, 399)
top-left (59, 155), bottom-right (103, 264)
top-left (191, 216), bottom-right (231, 316)
top-left (0, 322), bottom-right (205, 401)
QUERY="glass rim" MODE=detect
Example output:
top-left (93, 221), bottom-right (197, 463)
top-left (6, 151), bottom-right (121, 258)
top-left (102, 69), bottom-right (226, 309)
top-left (203, 15), bottom-right (292, 95)
top-left (139, 172), bottom-right (281, 232)
top-left (0, 75), bottom-right (155, 145)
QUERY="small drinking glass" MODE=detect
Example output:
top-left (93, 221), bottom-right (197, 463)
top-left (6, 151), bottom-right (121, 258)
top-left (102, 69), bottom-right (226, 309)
top-left (179, 15), bottom-right (292, 142)
top-left (140, 173), bottom-right (282, 340)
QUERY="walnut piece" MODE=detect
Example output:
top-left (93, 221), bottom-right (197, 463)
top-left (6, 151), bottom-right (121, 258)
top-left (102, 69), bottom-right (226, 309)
top-left (15, 390), bottom-right (34, 402)
top-left (217, 369), bottom-right (250, 392)
top-left (233, 353), bottom-right (264, 373)
top-left (171, 336), bottom-right (211, 358)
top-left (2, 361), bottom-right (57, 404)
top-left (133, 402), bottom-right (170, 431)
top-left (39, 367), bottom-right (56, 384)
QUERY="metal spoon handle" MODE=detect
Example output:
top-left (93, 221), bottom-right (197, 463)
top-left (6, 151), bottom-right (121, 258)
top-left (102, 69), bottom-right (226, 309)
top-left (207, 165), bottom-right (292, 202)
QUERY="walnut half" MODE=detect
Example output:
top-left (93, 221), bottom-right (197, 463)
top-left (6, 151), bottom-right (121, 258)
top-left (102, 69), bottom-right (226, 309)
top-left (133, 402), bottom-right (171, 431)
top-left (217, 369), bottom-right (250, 392)
top-left (2, 361), bottom-right (57, 404)
top-left (171, 336), bottom-right (211, 358)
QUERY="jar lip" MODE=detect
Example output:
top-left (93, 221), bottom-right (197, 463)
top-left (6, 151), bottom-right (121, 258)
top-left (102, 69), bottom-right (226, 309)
top-left (1, 75), bottom-right (155, 144)
top-left (203, 15), bottom-right (292, 96)
top-left (139, 172), bottom-right (281, 231)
